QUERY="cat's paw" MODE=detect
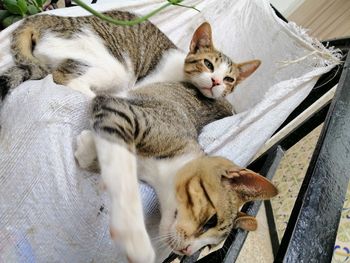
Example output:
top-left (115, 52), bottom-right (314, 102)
top-left (74, 130), bottom-right (97, 169)
top-left (110, 223), bottom-right (155, 263)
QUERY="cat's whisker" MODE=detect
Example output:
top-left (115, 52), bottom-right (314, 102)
top-left (152, 242), bottom-right (170, 249)
top-left (154, 241), bottom-right (171, 250)
top-left (151, 238), bottom-right (166, 245)
top-left (151, 233), bottom-right (178, 249)
top-left (151, 232), bottom-right (175, 241)
top-left (152, 239), bottom-right (170, 247)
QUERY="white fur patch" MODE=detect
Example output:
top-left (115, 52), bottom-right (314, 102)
top-left (94, 135), bottom-right (155, 263)
top-left (34, 27), bottom-right (135, 96)
top-left (212, 85), bottom-right (226, 98)
top-left (214, 63), bottom-right (230, 81)
top-left (135, 49), bottom-right (186, 88)
top-left (138, 153), bottom-right (199, 190)
top-left (192, 62), bottom-right (230, 98)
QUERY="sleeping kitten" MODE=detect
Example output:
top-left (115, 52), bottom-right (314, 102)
top-left (75, 81), bottom-right (277, 263)
top-left (0, 10), bottom-right (260, 101)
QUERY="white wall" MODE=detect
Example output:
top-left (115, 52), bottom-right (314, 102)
top-left (270, 0), bottom-right (305, 17)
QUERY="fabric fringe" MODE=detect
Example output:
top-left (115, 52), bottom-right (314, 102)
top-left (279, 22), bottom-right (343, 68)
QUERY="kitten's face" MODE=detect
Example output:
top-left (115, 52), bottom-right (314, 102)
top-left (159, 156), bottom-right (278, 256)
top-left (184, 23), bottom-right (261, 99)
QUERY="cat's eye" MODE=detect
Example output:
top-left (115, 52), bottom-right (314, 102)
top-left (202, 214), bottom-right (218, 232)
top-left (224, 76), bottom-right (235, 83)
top-left (204, 59), bottom-right (214, 71)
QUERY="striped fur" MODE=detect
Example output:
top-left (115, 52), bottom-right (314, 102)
top-left (92, 81), bottom-right (232, 158)
top-left (0, 16), bottom-right (261, 103)
top-left (0, 10), bottom-right (176, 100)
top-left (74, 81), bottom-right (232, 261)
top-left (76, 81), bottom-right (277, 260)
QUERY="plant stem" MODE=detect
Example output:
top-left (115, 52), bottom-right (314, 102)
top-left (173, 3), bottom-right (200, 12)
top-left (72, 0), bottom-right (172, 26)
top-left (71, 0), bottom-right (199, 26)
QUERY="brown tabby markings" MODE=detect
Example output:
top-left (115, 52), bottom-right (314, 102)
top-left (92, 81), bottom-right (233, 159)
top-left (89, 79), bottom-right (277, 255)
top-left (1, 13), bottom-right (261, 110)
top-left (3, 10), bottom-right (175, 93)
top-left (184, 50), bottom-right (240, 96)
top-left (173, 156), bottom-right (278, 251)
top-left (183, 22), bottom-right (261, 98)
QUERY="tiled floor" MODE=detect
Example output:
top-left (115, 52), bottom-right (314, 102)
top-left (271, 124), bottom-right (350, 262)
top-left (235, 124), bottom-right (350, 262)
top-left (270, 125), bottom-right (323, 241)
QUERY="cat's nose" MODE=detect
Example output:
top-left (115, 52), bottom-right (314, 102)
top-left (211, 77), bottom-right (221, 86)
top-left (180, 245), bottom-right (191, 255)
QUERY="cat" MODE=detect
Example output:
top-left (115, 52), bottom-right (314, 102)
top-left (74, 81), bottom-right (278, 263)
top-left (0, 10), bottom-right (260, 101)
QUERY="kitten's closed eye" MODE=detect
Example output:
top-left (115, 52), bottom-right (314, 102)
top-left (201, 213), bottom-right (218, 232)
top-left (204, 59), bottom-right (214, 72)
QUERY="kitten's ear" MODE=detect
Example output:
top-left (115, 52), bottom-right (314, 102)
top-left (190, 22), bottom-right (214, 53)
top-left (222, 167), bottom-right (278, 203)
top-left (237, 60), bottom-right (261, 82)
top-left (234, 212), bottom-right (257, 231)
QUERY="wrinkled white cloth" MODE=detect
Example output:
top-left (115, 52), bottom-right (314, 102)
top-left (0, 0), bottom-right (340, 262)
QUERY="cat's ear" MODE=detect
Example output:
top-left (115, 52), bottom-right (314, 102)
top-left (234, 212), bottom-right (257, 231)
top-left (221, 167), bottom-right (278, 203)
top-left (190, 22), bottom-right (214, 53)
top-left (237, 60), bottom-right (261, 82)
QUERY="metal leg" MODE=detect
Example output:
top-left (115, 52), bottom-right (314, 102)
top-left (264, 199), bottom-right (280, 258)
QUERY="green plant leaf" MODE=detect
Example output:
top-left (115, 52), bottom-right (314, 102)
top-left (16, 0), bottom-right (28, 16)
top-left (3, 0), bottom-right (22, 14)
top-left (34, 0), bottom-right (43, 8)
top-left (0, 10), bottom-right (11, 21)
top-left (2, 14), bottom-right (21, 27)
top-left (27, 4), bottom-right (38, 15)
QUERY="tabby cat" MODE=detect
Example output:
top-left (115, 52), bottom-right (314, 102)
top-left (75, 81), bottom-right (277, 262)
top-left (0, 10), bottom-right (260, 101)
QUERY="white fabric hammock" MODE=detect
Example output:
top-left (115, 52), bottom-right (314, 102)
top-left (0, 0), bottom-right (340, 262)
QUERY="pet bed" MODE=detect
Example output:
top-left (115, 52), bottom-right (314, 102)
top-left (0, 0), bottom-right (341, 262)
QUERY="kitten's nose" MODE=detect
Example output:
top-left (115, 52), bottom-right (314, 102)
top-left (211, 77), bottom-right (221, 86)
top-left (180, 245), bottom-right (191, 255)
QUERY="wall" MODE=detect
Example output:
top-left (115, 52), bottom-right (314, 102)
top-left (270, 0), bottom-right (305, 17)
top-left (288, 0), bottom-right (350, 40)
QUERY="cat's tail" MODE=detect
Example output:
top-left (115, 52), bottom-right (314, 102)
top-left (0, 20), bottom-right (49, 101)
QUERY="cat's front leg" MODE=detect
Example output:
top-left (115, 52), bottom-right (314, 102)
top-left (94, 135), bottom-right (155, 263)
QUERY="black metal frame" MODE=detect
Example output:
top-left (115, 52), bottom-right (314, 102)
top-left (164, 6), bottom-right (350, 263)
top-left (275, 42), bottom-right (350, 263)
